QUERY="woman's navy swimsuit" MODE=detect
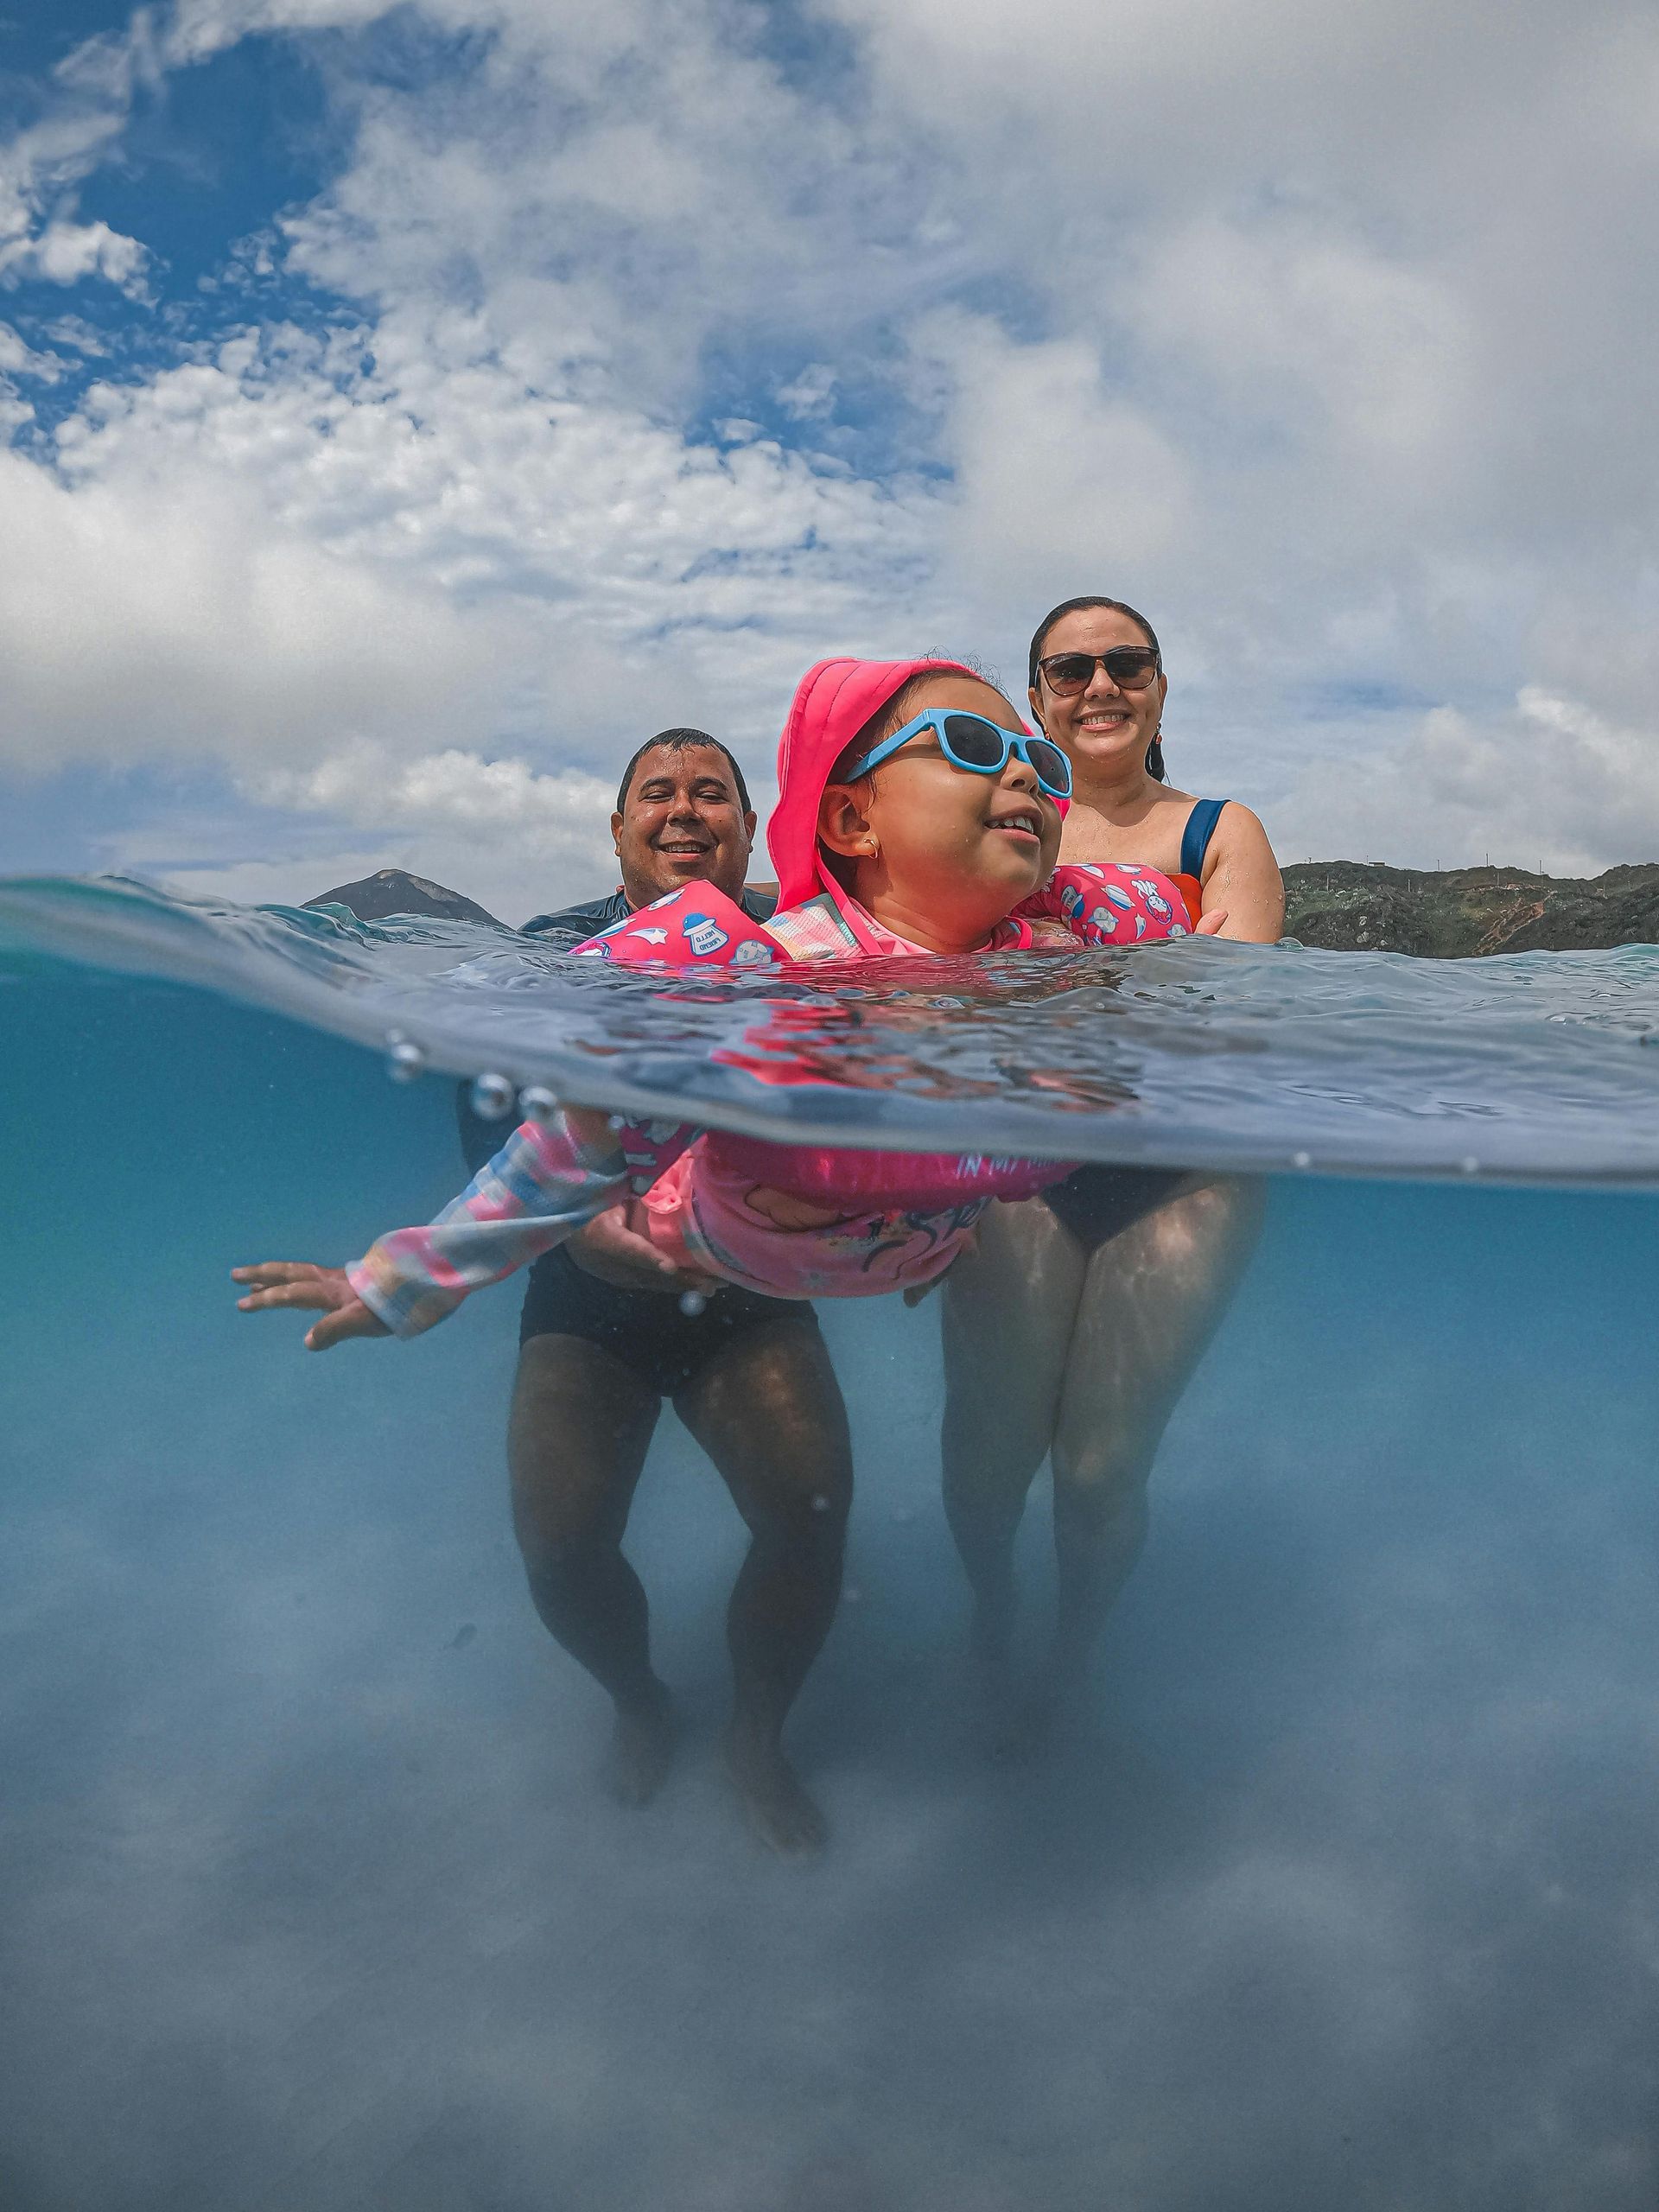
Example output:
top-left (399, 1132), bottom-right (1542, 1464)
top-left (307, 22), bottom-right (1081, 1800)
top-left (1179, 797), bottom-right (1228, 885)
top-left (1041, 799), bottom-right (1227, 1250)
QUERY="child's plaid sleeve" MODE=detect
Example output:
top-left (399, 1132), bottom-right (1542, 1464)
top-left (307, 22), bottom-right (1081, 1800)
top-left (345, 1111), bottom-right (632, 1338)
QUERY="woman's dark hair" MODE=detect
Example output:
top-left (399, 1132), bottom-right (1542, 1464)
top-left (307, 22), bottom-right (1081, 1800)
top-left (1027, 596), bottom-right (1166, 782)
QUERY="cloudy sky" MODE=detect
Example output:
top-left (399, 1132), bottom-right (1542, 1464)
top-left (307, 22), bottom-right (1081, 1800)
top-left (2, 0), bottom-right (1656, 918)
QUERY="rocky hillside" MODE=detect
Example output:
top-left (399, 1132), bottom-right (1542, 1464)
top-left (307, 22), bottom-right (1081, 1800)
top-left (304, 862), bottom-right (1659, 957)
top-left (1284, 862), bottom-right (1659, 957)
top-left (304, 867), bottom-right (501, 926)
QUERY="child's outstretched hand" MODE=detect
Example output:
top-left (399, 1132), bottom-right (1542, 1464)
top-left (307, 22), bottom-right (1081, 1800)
top-left (1195, 908), bottom-right (1229, 936)
top-left (232, 1262), bottom-right (390, 1351)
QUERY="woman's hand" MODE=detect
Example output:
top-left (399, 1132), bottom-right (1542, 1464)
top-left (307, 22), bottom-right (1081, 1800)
top-left (1195, 907), bottom-right (1229, 937)
top-left (231, 1262), bottom-right (391, 1351)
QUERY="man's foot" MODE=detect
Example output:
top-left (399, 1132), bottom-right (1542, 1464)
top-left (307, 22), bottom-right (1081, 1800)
top-left (724, 1725), bottom-right (827, 1858)
top-left (601, 1691), bottom-right (681, 1808)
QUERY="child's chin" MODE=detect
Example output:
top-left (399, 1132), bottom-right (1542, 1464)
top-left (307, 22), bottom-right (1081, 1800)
top-left (991, 846), bottom-right (1047, 887)
top-left (981, 868), bottom-right (1045, 917)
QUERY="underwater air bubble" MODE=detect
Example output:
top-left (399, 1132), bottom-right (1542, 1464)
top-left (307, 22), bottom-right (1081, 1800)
top-left (470, 1071), bottom-right (516, 1121)
top-left (1293, 1150), bottom-right (1313, 1170)
top-left (519, 1085), bottom-right (559, 1124)
top-left (385, 1034), bottom-right (425, 1084)
top-left (1461, 1155), bottom-right (1481, 1175)
top-left (678, 1291), bottom-right (709, 1318)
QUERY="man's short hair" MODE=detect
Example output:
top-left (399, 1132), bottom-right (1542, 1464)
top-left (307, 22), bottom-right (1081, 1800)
top-left (615, 728), bottom-right (753, 817)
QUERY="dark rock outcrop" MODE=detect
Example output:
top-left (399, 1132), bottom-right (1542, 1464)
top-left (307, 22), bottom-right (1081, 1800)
top-left (303, 868), bottom-right (501, 926)
top-left (1285, 862), bottom-right (1659, 957)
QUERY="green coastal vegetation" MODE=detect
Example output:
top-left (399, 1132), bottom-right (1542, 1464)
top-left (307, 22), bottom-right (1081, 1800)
top-left (1281, 862), bottom-right (1659, 956)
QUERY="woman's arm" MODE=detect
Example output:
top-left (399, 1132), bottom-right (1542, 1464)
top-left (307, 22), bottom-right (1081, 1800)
top-left (1201, 804), bottom-right (1285, 942)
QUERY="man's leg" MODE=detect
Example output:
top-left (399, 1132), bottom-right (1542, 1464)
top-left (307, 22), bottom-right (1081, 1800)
top-left (1046, 1177), bottom-right (1266, 1705)
top-left (674, 1319), bottom-right (853, 1856)
top-left (940, 1198), bottom-right (1087, 1672)
top-left (508, 1332), bottom-right (676, 1805)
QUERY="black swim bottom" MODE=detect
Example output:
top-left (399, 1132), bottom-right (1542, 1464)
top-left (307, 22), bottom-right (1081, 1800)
top-left (1039, 1165), bottom-right (1191, 1251)
top-left (518, 1243), bottom-right (820, 1399)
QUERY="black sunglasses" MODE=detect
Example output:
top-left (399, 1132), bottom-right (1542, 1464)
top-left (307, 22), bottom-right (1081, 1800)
top-left (1037, 648), bottom-right (1161, 696)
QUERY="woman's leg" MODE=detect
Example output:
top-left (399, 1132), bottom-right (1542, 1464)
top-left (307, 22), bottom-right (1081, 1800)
top-left (940, 1198), bottom-right (1089, 1668)
top-left (1046, 1175), bottom-right (1267, 1702)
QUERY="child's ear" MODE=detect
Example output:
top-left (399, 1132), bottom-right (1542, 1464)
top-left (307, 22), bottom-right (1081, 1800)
top-left (817, 783), bottom-right (878, 859)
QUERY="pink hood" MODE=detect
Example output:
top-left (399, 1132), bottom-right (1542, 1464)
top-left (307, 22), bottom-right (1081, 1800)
top-left (766, 658), bottom-right (977, 910)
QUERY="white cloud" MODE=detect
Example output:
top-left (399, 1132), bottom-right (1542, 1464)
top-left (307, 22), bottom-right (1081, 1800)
top-left (911, 312), bottom-right (1196, 628)
top-left (1273, 688), bottom-right (1659, 876)
top-left (4, 308), bottom-right (938, 798)
top-left (0, 64), bottom-right (150, 302)
top-left (3, 216), bottom-right (149, 292)
top-left (3, 0), bottom-right (1659, 899)
top-left (162, 0), bottom-right (402, 62)
top-left (256, 745), bottom-right (613, 836)
top-left (0, 319), bottom-right (61, 380)
top-left (0, 425), bottom-right (498, 771)
top-left (232, 744), bottom-right (622, 915)
top-left (1134, 214), bottom-right (1476, 483)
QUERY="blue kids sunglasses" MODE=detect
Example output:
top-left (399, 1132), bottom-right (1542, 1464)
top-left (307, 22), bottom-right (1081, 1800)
top-left (844, 709), bottom-right (1073, 798)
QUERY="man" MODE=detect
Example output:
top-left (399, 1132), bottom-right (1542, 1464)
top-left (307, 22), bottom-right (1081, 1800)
top-left (515, 728), bottom-right (779, 947)
top-left (459, 728), bottom-right (850, 1856)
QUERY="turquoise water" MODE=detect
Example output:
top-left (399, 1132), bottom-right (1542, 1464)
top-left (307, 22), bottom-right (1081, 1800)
top-left (3, 878), bottom-right (1659, 2209)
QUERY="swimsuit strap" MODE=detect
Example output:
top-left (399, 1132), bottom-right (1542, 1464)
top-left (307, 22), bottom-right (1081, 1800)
top-left (1179, 798), bottom-right (1228, 883)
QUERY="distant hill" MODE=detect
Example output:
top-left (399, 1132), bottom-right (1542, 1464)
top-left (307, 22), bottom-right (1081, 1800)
top-left (303, 861), bottom-right (1659, 958)
top-left (303, 868), bottom-right (501, 926)
top-left (1284, 862), bottom-right (1659, 957)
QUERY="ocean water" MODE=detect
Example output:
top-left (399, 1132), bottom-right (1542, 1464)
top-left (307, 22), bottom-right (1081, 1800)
top-left (3, 875), bottom-right (1659, 2211)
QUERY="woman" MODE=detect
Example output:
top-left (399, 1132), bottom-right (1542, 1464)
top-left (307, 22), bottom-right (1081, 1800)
top-left (940, 595), bottom-right (1284, 1746)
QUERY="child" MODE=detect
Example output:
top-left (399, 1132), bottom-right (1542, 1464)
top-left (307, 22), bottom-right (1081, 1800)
top-left (234, 658), bottom-right (1213, 1347)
